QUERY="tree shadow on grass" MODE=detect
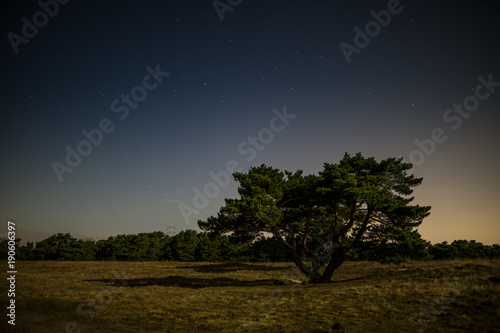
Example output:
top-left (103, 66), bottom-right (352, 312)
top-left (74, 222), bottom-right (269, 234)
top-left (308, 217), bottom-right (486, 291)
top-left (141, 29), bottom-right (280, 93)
top-left (173, 262), bottom-right (291, 273)
top-left (86, 271), bottom-right (380, 289)
top-left (86, 275), bottom-right (281, 289)
top-left (328, 273), bottom-right (380, 283)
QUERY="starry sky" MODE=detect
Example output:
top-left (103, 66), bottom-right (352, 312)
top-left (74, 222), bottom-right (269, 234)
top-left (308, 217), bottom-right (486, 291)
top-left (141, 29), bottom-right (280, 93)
top-left (1, 0), bottom-right (499, 245)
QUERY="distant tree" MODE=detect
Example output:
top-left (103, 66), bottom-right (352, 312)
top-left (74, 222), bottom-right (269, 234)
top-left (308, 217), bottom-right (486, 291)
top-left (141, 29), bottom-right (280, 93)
top-left (19, 241), bottom-right (36, 260)
top-left (94, 232), bottom-right (168, 261)
top-left (222, 234), bottom-right (254, 261)
top-left (195, 233), bottom-right (222, 261)
top-left (489, 244), bottom-right (500, 258)
top-left (142, 231), bottom-right (168, 260)
top-left (199, 153), bottom-right (431, 283)
top-left (160, 235), bottom-right (173, 260)
top-left (34, 233), bottom-right (95, 260)
top-left (95, 238), bottom-right (117, 260)
top-left (97, 234), bottom-right (129, 260)
top-left (349, 228), bottom-right (432, 263)
top-left (428, 240), bottom-right (500, 260)
top-left (171, 230), bottom-right (199, 261)
top-left (428, 241), bottom-right (452, 260)
top-left (251, 236), bottom-right (291, 262)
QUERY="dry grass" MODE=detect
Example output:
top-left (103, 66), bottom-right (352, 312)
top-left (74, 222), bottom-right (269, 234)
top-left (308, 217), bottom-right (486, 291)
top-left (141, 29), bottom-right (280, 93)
top-left (1, 259), bottom-right (499, 332)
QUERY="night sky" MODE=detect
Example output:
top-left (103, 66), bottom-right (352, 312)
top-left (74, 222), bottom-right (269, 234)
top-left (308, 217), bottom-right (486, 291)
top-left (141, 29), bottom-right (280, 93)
top-left (1, 0), bottom-right (499, 245)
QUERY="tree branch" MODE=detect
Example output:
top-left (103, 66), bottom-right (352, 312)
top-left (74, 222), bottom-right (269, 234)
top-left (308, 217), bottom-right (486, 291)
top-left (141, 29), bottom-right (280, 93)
top-left (338, 202), bottom-right (360, 238)
top-left (279, 197), bottom-right (307, 208)
top-left (351, 208), bottom-right (372, 249)
top-left (226, 228), bottom-right (268, 232)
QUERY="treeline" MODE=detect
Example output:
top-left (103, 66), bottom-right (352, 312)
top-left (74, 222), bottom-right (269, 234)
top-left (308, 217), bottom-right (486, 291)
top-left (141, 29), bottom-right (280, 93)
top-left (349, 237), bottom-right (500, 263)
top-left (2, 230), bottom-right (500, 262)
top-left (1, 231), bottom-right (291, 262)
top-left (428, 240), bottom-right (500, 260)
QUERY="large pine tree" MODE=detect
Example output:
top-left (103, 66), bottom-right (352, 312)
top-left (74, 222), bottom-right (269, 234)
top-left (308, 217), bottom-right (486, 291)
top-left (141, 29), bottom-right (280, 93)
top-left (199, 153), bottom-right (431, 283)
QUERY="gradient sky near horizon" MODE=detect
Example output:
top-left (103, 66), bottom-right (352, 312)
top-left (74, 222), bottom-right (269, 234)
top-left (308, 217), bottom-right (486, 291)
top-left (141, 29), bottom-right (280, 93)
top-left (1, 0), bottom-right (499, 245)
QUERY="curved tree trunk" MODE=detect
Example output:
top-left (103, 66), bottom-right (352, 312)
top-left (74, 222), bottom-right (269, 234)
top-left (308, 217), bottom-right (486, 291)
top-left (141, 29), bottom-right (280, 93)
top-left (317, 247), bottom-right (348, 283)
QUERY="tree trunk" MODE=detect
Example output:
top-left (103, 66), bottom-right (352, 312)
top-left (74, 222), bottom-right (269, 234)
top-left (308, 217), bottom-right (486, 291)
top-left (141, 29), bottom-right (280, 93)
top-left (289, 250), bottom-right (311, 277)
top-left (317, 247), bottom-right (348, 283)
top-left (272, 228), bottom-right (312, 278)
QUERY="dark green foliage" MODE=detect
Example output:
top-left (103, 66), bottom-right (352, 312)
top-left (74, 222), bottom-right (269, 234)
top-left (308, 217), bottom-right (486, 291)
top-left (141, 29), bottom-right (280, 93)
top-left (95, 232), bottom-right (168, 261)
top-left (170, 230), bottom-right (198, 261)
top-left (12, 230), bottom-right (258, 262)
top-left (195, 233), bottom-right (220, 261)
top-left (19, 241), bottom-right (36, 260)
top-left (222, 235), bottom-right (255, 261)
top-left (251, 236), bottom-right (292, 262)
top-left (31, 233), bottom-right (95, 260)
top-left (429, 240), bottom-right (500, 260)
top-left (349, 230), bottom-right (432, 263)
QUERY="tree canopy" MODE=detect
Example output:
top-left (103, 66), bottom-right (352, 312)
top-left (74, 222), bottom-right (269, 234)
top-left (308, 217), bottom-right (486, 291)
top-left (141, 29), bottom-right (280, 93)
top-left (198, 153), bottom-right (431, 283)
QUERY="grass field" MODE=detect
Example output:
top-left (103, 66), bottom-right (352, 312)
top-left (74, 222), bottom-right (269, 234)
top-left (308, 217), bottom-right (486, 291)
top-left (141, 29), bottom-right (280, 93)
top-left (1, 259), bottom-right (499, 332)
